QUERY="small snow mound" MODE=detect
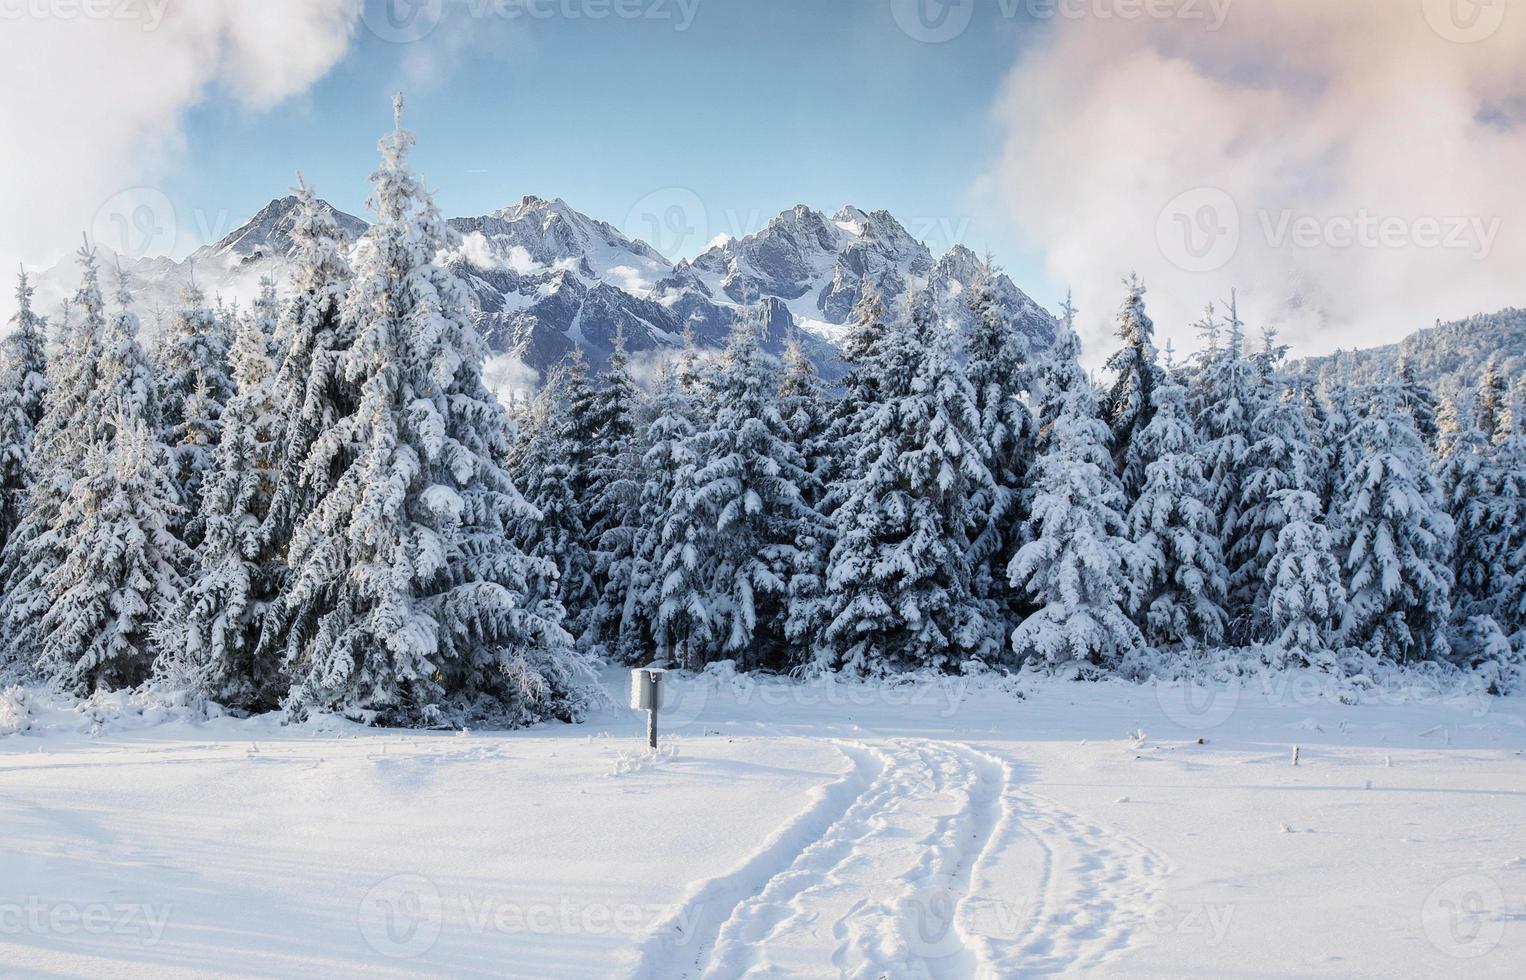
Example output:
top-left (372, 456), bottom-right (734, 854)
top-left (610, 744), bottom-right (679, 777)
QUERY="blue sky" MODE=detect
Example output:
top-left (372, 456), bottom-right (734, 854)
top-left (172, 0), bottom-right (1058, 303)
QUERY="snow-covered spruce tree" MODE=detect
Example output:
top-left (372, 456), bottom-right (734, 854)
top-left (1124, 372), bottom-right (1227, 650)
top-left (0, 248), bottom-right (108, 668)
top-left (819, 284), bottom-right (891, 511)
top-left (1317, 353), bottom-right (1360, 528)
top-left (281, 98), bottom-right (590, 726)
top-left (778, 328), bottom-right (831, 508)
top-left (543, 347), bottom-right (601, 634)
top-left (1263, 488), bottom-right (1347, 663)
top-left (508, 365), bottom-right (595, 627)
top-left (154, 282), bottom-right (235, 528)
top-left (1031, 292), bottom-right (1083, 442)
top-left (99, 267), bottom-right (162, 438)
top-left (1338, 381), bottom-right (1454, 663)
top-left (656, 308), bottom-right (824, 668)
top-left (1491, 386), bottom-right (1526, 640)
top-left (259, 176), bottom-right (356, 573)
top-left (1436, 398), bottom-right (1501, 626)
top-left (1228, 347), bottom-right (1321, 643)
top-left (1399, 357), bottom-right (1440, 448)
top-left (1102, 274), bottom-right (1161, 496)
top-left (38, 417), bottom-right (188, 692)
top-left (963, 258), bottom-right (1036, 631)
top-left (0, 271), bottom-right (48, 554)
top-left (1475, 355), bottom-right (1508, 444)
top-left (619, 362), bottom-right (700, 664)
top-left (776, 330), bottom-right (834, 651)
top-left (820, 291), bottom-right (1000, 672)
top-left (594, 360), bottom-right (679, 661)
top-left (1191, 294), bottom-right (1261, 630)
top-left (584, 330), bottom-right (645, 652)
top-left (161, 288), bottom-right (285, 710)
top-left (1010, 307), bottom-right (1142, 668)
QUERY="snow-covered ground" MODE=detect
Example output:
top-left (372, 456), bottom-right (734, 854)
top-left (2, 668), bottom-right (1523, 978)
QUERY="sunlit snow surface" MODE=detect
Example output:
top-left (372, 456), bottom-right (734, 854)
top-left (1, 667), bottom-right (1523, 978)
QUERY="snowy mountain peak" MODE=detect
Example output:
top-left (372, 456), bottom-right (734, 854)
top-left (191, 195), bottom-right (367, 265)
top-left (28, 192), bottom-right (1055, 381)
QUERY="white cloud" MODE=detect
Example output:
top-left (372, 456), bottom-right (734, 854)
top-left (989, 0), bottom-right (1526, 363)
top-left (0, 0), bottom-right (359, 289)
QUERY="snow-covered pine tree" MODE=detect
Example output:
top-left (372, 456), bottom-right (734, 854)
top-left (1436, 398), bottom-right (1500, 626)
top-left (778, 327), bottom-right (831, 508)
top-left (666, 309), bottom-right (815, 668)
top-left (162, 288), bottom-right (285, 710)
top-left (964, 257), bottom-right (1036, 632)
top-left (260, 176), bottom-right (356, 567)
top-left (155, 282), bottom-right (234, 525)
top-left (1124, 372), bottom-right (1228, 650)
top-left (1102, 274), bottom-right (1161, 496)
top-left (38, 417), bottom-right (188, 692)
top-left (1475, 355), bottom-right (1508, 444)
top-left (618, 362), bottom-right (700, 664)
top-left (1228, 344), bottom-right (1321, 643)
top-left (1032, 292), bottom-right (1082, 442)
top-left (1263, 488), bottom-right (1346, 662)
top-left (1338, 381), bottom-right (1454, 663)
top-left (1399, 357), bottom-right (1440, 448)
top-left (0, 247), bottom-right (107, 668)
top-left (0, 271), bottom-right (48, 554)
top-left (99, 266), bottom-right (162, 438)
top-left (584, 329), bottom-right (645, 652)
top-left (776, 329), bottom-right (834, 651)
top-left (508, 360), bottom-right (596, 628)
top-left (819, 283), bottom-right (891, 510)
top-left (1491, 384), bottom-right (1526, 640)
top-left (281, 97), bottom-right (591, 725)
top-left (1317, 353), bottom-right (1359, 528)
top-left (1011, 304), bottom-right (1142, 668)
top-left (1192, 292), bottom-right (1261, 631)
top-left (821, 290), bottom-right (1000, 672)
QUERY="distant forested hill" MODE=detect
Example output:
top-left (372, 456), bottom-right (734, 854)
top-left (1297, 309), bottom-right (1526, 403)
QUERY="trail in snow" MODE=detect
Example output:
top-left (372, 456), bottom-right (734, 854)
top-left (629, 738), bottom-right (1167, 979)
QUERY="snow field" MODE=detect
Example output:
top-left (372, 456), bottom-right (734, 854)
top-left (2, 667), bottom-right (1523, 978)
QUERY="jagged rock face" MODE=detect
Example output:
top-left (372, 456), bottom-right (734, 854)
top-left (28, 195), bottom-right (1056, 385)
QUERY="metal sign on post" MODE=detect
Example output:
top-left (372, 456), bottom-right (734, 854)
top-left (629, 667), bottom-right (665, 749)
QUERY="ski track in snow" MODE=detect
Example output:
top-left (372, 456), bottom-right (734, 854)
top-left (628, 738), bottom-right (1168, 979)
